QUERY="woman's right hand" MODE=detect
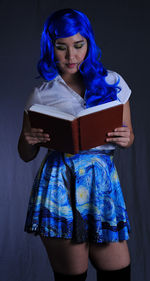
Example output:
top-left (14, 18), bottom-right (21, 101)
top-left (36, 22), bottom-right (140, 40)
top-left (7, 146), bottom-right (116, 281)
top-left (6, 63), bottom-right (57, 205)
top-left (18, 111), bottom-right (51, 162)
top-left (24, 128), bottom-right (51, 146)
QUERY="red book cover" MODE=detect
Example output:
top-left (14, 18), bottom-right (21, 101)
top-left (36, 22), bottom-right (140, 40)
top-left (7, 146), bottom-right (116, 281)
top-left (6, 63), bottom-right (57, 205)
top-left (78, 105), bottom-right (123, 150)
top-left (28, 111), bottom-right (79, 154)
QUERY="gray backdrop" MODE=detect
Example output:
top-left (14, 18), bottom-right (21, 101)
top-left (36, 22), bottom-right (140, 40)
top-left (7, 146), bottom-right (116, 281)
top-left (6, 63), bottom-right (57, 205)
top-left (0, 0), bottom-right (150, 280)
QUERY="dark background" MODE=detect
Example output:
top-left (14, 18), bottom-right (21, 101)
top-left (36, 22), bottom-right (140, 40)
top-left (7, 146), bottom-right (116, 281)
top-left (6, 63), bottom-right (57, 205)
top-left (0, 0), bottom-right (150, 280)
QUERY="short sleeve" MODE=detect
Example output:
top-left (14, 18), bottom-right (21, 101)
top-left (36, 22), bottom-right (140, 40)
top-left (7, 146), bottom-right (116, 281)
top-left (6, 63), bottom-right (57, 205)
top-left (106, 70), bottom-right (131, 104)
top-left (24, 87), bottom-right (42, 112)
top-left (117, 73), bottom-right (131, 104)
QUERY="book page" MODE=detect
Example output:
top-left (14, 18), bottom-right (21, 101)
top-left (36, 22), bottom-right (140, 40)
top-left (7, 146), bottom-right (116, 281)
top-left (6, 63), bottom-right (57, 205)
top-left (29, 104), bottom-right (76, 121)
top-left (77, 99), bottom-right (121, 118)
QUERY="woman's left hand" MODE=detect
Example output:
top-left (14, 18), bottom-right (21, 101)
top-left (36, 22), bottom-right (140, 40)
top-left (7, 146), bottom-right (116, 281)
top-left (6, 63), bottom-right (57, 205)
top-left (106, 126), bottom-right (131, 148)
top-left (106, 101), bottom-right (134, 148)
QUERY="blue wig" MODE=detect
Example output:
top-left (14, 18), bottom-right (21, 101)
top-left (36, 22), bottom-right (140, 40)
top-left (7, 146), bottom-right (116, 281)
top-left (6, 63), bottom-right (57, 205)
top-left (37, 9), bottom-right (120, 108)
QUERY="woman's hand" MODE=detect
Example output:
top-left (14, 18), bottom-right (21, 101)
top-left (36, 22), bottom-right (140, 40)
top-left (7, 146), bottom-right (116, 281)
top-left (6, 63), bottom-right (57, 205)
top-left (106, 126), bottom-right (131, 148)
top-left (24, 128), bottom-right (51, 146)
top-left (18, 111), bottom-right (50, 162)
top-left (106, 101), bottom-right (134, 148)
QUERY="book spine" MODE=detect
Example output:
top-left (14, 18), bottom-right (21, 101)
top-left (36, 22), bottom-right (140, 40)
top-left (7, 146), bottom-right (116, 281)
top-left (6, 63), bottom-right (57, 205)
top-left (71, 119), bottom-right (79, 154)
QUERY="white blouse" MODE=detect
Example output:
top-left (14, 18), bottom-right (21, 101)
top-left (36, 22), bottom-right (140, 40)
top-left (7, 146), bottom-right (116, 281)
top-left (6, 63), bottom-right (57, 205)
top-left (25, 70), bottom-right (131, 150)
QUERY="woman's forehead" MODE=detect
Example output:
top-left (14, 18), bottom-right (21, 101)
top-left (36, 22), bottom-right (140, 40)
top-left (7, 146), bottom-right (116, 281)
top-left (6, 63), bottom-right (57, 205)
top-left (55, 33), bottom-right (86, 43)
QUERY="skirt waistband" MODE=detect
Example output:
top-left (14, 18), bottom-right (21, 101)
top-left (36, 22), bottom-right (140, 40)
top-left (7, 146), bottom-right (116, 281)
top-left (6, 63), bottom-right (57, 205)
top-left (48, 149), bottom-right (115, 157)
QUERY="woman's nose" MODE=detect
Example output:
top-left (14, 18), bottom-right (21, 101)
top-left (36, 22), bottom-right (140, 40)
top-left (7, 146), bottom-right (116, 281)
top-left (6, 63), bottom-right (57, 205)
top-left (65, 47), bottom-right (75, 60)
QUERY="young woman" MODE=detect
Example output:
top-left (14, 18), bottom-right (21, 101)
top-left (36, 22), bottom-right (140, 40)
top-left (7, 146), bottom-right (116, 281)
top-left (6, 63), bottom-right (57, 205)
top-left (18, 9), bottom-right (134, 281)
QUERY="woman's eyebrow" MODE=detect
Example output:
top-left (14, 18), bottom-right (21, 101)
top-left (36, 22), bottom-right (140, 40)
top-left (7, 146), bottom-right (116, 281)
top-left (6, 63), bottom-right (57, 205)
top-left (74, 40), bottom-right (85, 44)
top-left (55, 40), bottom-right (85, 45)
top-left (55, 42), bottom-right (66, 45)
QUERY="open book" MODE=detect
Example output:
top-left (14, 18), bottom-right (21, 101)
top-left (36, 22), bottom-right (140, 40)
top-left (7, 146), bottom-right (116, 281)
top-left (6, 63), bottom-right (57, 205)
top-left (27, 100), bottom-right (123, 154)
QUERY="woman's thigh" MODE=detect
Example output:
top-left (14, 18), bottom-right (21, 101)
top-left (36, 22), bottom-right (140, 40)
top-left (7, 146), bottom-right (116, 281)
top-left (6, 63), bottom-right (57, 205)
top-left (89, 240), bottom-right (130, 271)
top-left (40, 236), bottom-right (89, 275)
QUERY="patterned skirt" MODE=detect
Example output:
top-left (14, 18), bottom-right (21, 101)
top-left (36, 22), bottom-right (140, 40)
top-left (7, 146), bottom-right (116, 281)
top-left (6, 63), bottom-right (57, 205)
top-left (24, 149), bottom-right (130, 243)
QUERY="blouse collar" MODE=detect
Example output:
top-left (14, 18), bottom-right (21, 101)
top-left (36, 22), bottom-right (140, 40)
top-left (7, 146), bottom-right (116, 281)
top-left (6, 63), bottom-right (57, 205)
top-left (55, 75), bottom-right (85, 105)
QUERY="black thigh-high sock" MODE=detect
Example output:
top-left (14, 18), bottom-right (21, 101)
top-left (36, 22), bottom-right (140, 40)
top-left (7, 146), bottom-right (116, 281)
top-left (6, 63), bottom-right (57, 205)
top-left (97, 264), bottom-right (131, 281)
top-left (54, 270), bottom-right (88, 281)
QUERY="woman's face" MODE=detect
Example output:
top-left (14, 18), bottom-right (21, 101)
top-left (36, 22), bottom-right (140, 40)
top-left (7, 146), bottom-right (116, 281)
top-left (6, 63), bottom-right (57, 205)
top-left (54, 33), bottom-right (88, 76)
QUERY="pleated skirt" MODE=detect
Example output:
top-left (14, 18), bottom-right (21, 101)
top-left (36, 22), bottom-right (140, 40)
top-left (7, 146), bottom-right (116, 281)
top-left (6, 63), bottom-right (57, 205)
top-left (24, 149), bottom-right (130, 243)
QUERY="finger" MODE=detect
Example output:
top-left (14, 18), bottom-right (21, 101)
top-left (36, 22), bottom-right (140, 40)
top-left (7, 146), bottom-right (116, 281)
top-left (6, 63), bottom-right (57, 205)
top-left (30, 129), bottom-right (50, 138)
top-left (27, 138), bottom-right (50, 145)
top-left (26, 137), bottom-right (41, 145)
top-left (25, 131), bottom-right (50, 139)
top-left (106, 137), bottom-right (130, 143)
top-left (107, 131), bottom-right (130, 137)
top-left (40, 136), bottom-right (51, 142)
top-left (32, 135), bottom-right (50, 142)
top-left (114, 127), bottom-right (130, 132)
top-left (25, 134), bottom-right (50, 144)
top-left (31, 128), bottom-right (44, 133)
top-left (24, 131), bottom-right (43, 137)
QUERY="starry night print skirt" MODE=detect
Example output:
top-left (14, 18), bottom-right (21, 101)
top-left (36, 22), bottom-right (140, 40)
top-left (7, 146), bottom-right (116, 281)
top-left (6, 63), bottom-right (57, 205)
top-left (24, 149), bottom-right (130, 243)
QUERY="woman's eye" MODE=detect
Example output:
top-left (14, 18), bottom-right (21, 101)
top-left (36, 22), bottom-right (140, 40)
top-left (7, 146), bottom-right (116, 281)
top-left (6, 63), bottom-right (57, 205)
top-left (74, 43), bottom-right (85, 49)
top-left (55, 45), bottom-right (66, 51)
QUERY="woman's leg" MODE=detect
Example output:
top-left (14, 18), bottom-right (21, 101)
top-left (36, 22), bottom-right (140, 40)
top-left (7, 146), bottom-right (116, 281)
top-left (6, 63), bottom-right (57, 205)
top-left (89, 241), bottom-right (131, 280)
top-left (89, 240), bottom-right (130, 270)
top-left (40, 236), bottom-right (89, 279)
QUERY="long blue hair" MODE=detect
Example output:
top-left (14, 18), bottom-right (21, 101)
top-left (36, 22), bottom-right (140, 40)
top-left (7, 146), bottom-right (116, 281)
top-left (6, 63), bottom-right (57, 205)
top-left (37, 9), bottom-right (120, 108)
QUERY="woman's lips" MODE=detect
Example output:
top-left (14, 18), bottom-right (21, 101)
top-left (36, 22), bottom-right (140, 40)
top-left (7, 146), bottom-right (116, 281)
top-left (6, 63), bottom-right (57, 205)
top-left (66, 63), bottom-right (77, 68)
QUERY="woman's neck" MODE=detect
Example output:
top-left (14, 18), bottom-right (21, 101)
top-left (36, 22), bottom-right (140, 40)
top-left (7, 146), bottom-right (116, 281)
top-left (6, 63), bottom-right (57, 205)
top-left (60, 72), bottom-right (85, 97)
top-left (61, 72), bottom-right (82, 85)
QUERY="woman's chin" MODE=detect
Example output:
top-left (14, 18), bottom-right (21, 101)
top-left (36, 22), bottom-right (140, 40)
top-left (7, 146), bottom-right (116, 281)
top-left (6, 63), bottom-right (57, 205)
top-left (63, 68), bottom-right (79, 75)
